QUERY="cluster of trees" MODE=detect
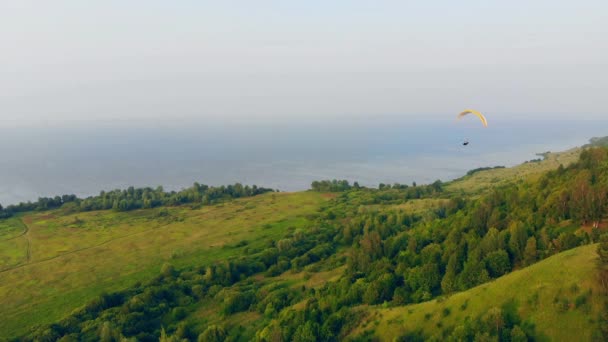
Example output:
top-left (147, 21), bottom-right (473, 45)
top-left (310, 180), bottom-right (356, 192)
top-left (339, 149), bottom-right (608, 308)
top-left (18, 147), bottom-right (608, 341)
top-left (250, 149), bottom-right (608, 340)
top-left (587, 136), bottom-right (608, 147)
top-left (0, 183), bottom-right (273, 219)
top-left (466, 165), bottom-right (506, 176)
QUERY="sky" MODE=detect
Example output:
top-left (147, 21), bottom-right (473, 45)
top-left (1, 0), bottom-right (607, 125)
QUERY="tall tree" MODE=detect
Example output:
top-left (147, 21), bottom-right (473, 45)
top-left (598, 235), bottom-right (608, 293)
top-left (523, 237), bottom-right (537, 266)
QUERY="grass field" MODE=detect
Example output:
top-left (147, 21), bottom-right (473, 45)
top-left (352, 243), bottom-right (602, 341)
top-left (446, 148), bottom-right (581, 195)
top-left (0, 191), bottom-right (327, 338)
top-left (0, 216), bottom-right (27, 240)
top-left (363, 198), bottom-right (451, 215)
top-left (0, 216), bottom-right (29, 271)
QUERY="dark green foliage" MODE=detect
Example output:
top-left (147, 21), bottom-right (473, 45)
top-left (198, 325), bottom-right (226, 342)
top-left (460, 300), bottom-right (469, 311)
top-left (510, 325), bottom-right (527, 342)
top-left (395, 330), bottom-right (425, 342)
top-left (574, 290), bottom-right (590, 309)
top-left (598, 302), bottom-right (608, 341)
top-left (597, 234), bottom-right (608, 340)
top-left (222, 290), bottom-right (255, 314)
top-left (311, 179), bottom-right (353, 192)
top-left (0, 183), bottom-right (272, 218)
top-left (466, 166), bottom-right (506, 176)
top-left (443, 304), bottom-right (536, 341)
top-left (484, 250), bottom-right (512, 278)
top-left (598, 234), bottom-right (608, 295)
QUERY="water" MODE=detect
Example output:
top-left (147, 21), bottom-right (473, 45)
top-left (0, 117), bottom-right (606, 205)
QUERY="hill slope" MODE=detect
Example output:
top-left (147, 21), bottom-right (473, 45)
top-left (3, 142), bottom-right (608, 341)
top-left (0, 192), bottom-right (327, 337)
top-left (445, 147), bottom-right (580, 195)
top-left (354, 243), bottom-right (602, 341)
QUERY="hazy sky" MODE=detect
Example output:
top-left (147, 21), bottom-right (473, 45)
top-left (1, 1), bottom-right (607, 124)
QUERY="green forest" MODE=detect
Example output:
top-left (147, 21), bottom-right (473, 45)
top-left (1, 145), bottom-right (608, 341)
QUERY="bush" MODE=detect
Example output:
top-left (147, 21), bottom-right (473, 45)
top-left (460, 300), bottom-right (469, 311)
top-left (172, 306), bottom-right (188, 320)
top-left (198, 325), bottom-right (227, 342)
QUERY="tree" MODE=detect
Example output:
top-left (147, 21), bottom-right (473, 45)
top-left (160, 263), bottom-right (176, 277)
top-left (480, 228), bottom-right (500, 257)
top-left (363, 283), bottom-right (380, 304)
top-left (508, 221), bottom-right (528, 264)
top-left (523, 237), bottom-right (537, 266)
top-left (598, 234), bottom-right (608, 293)
top-left (359, 231), bottom-right (383, 260)
top-left (483, 307), bottom-right (504, 335)
top-left (198, 325), bottom-right (227, 342)
top-left (599, 303), bottom-right (608, 341)
top-left (441, 256), bottom-right (458, 294)
top-left (292, 321), bottom-right (318, 342)
top-left (510, 325), bottom-right (527, 342)
top-left (458, 258), bottom-right (489, 290)
top-left (484, 250), bottom-right (511, 278)
top-left (99, 322), bottom-right (113, 342)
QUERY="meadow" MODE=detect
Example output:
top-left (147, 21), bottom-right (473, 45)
top-left (0, 191), bottom-right (328, 337)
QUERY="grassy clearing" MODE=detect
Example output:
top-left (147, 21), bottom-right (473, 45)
top-left (0, 216), bottom-right (27, 240)
top-left (0, 238), bottom-right (28, 270)
top-left (281, 265), bottom-right (346, 290)
top-left (446, 148), bottom-right (581, 195)
top-left (389, 198), bottom-right (451, 214)
top-left (0, 192), bottom-right (326, 338)
top-left (353, 243), bottom-right (601, 341)
top-left (363, 198), bottom-right (450, 215)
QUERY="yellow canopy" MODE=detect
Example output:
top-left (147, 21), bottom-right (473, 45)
top-left (457, 109), bottom-right (488, 127)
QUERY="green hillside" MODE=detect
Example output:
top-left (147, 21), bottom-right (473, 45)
top-left (352, 243), bottom-right (602, 341)
top-left (0, 192), bottom-right (328, 337)
top-left (2, 143), bottom-right (608, 341)
top-left (445, 147), bottom-right (581, 195)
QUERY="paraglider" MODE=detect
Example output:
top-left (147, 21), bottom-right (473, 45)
top-left (457, 109), bottom-right (487, 146)
top-left (457, 109), bottom-right (488, 127)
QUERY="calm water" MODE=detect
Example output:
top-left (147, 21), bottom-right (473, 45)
top-left (0, 117), bottom-right (606, 205)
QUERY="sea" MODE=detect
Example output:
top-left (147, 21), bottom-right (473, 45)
top-left (0, 116), bottom-right (606, 205)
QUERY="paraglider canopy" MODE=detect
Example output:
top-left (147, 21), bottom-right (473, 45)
top-left (457, 109), bottom-right (488, 127)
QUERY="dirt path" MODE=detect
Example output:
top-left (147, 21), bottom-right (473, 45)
top-left (24, 218), bottom-right (31, 263)
top-left (3, 218), bottom-right (29, 241)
